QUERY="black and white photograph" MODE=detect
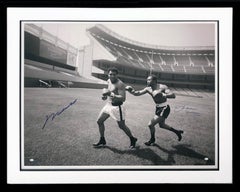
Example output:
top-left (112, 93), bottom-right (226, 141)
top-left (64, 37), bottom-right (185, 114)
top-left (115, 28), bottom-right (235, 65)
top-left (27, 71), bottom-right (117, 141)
top-left (23, 21), bottom-right (217, 168)
top-left (7, 8), bottom-right (232, 183)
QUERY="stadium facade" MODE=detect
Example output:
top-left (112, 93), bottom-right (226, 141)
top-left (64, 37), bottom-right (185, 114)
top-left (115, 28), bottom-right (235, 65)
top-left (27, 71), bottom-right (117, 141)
top-left (24, 24), bottom-right (106, 88)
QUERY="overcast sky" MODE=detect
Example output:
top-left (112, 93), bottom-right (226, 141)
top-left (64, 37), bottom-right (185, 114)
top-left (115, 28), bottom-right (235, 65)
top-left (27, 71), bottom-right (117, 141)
top-left (35, 22), bottom-right (216, 49)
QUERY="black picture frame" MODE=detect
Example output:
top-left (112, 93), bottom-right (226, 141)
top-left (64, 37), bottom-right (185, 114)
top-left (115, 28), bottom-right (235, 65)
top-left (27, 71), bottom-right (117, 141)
top-left (3, 0), bottom-right (238, 188)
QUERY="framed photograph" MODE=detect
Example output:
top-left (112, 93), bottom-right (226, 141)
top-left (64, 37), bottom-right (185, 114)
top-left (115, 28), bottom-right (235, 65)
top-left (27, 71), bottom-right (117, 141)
top-left (7, 7), bottom-right (232, 183)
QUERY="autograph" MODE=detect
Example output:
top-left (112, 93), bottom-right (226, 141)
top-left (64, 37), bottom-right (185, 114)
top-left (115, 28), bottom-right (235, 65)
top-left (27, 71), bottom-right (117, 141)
top-left (174, 105), bottom-right (200, 115)
top-left (174, 105), bottom-right (196, 112)
top-left (42, 99), bottom-right (77, 129)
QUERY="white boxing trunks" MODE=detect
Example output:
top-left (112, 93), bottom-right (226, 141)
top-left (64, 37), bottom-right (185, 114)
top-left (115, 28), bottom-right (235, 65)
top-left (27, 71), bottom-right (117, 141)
top-left (99, 102), bottom-right (126, 121)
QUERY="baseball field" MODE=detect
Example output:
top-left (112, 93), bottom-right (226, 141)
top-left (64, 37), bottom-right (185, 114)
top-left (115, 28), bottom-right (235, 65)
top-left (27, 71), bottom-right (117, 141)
top-left (23, 87), bottom-right (216, 169)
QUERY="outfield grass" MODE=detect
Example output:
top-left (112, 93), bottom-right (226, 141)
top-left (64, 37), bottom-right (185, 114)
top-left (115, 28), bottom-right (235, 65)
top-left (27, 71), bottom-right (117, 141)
top-left (23, 88), bottom-right (215, 169)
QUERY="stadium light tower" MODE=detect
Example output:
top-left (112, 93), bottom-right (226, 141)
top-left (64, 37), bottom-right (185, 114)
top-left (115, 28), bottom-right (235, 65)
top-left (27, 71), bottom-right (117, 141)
top-left (149, 65), bottom-right (153, 75)
top-left (149, 50), bottom-right (154, 75)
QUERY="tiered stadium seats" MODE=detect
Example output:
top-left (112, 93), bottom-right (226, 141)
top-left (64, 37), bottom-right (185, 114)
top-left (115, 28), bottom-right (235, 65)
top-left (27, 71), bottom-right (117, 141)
top-left (152, 53), bottom-right (162, 64)
top-left (150, 63), bottom-right (162, 71)
top-left (87, 25), bottom-right (215, 90)
top-left (204, 66), bottom-right (215, 74)
top-left (161, 64), bottom-right (174, 72)
top-left (161, 55), bottom-right (175, 65)
top-left (173, 65), bottom-right (186, 73)
top-left (206, 55), bottom-right (215, 66)
top-left (191, 55), bottom-right (208, 66)
top-left (174, 55), bottom-right (190, 66)
top-left (185, 66), bottom-right (204, 74)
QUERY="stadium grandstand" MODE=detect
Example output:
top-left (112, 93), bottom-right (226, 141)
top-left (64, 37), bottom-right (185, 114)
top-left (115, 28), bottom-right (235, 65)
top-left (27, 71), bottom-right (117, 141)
top-left (24, 23), bottom-right (215, 93)
top-left (86, 24), bottom-right (215, 91)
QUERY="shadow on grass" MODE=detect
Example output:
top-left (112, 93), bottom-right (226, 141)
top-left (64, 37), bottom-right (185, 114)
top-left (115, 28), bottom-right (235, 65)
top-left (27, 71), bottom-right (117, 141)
top-left (154, 144), bottom-right (215, 165)
top-left (94, 143), bottom-right (214, 165)
top-left (103, 146), bottom-right (174, 165)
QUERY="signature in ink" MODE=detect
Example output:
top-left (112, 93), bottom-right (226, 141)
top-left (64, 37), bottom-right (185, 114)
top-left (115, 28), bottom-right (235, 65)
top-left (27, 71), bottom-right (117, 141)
top-left (42, 99), bottom-right (77, 129)
top-left (174, 105), bottom-right (196, 112)
top-left (174, 105), bottom-right (200, 116)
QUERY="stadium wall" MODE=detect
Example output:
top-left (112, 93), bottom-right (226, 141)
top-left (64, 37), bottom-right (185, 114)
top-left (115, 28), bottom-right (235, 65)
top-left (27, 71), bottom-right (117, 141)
top-left (92, 60), bottom-right (215, 90)
top-left (24, 24), bottom-right (78, 71)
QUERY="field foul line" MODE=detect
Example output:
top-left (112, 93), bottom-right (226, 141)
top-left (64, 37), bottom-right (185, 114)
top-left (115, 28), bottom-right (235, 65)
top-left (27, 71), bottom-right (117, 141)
top-left (175, 93), bottom-right (203, 98)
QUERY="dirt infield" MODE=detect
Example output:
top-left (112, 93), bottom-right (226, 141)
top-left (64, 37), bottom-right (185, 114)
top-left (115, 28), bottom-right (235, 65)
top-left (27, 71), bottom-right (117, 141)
top-left (23, 88), bottom-right (216, 169)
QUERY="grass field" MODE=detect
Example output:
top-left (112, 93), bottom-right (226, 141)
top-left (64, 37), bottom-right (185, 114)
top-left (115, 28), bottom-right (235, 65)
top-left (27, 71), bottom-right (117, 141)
top-left (23, 87), bottom-right (216, 169)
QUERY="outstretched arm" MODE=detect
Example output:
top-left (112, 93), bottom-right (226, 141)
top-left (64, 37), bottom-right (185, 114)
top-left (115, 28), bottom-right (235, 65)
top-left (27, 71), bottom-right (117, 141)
top-left (125, 86), bottom-right (149, 96)
top-left (163, 92), bottom-right (176, 99)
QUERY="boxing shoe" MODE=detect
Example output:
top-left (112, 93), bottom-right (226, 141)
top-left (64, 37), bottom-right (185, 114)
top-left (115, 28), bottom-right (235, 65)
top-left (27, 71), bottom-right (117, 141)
top-left (93, 137), bottom-right (106, 147)
top-left (144, 138), bottom-right (155, 146)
